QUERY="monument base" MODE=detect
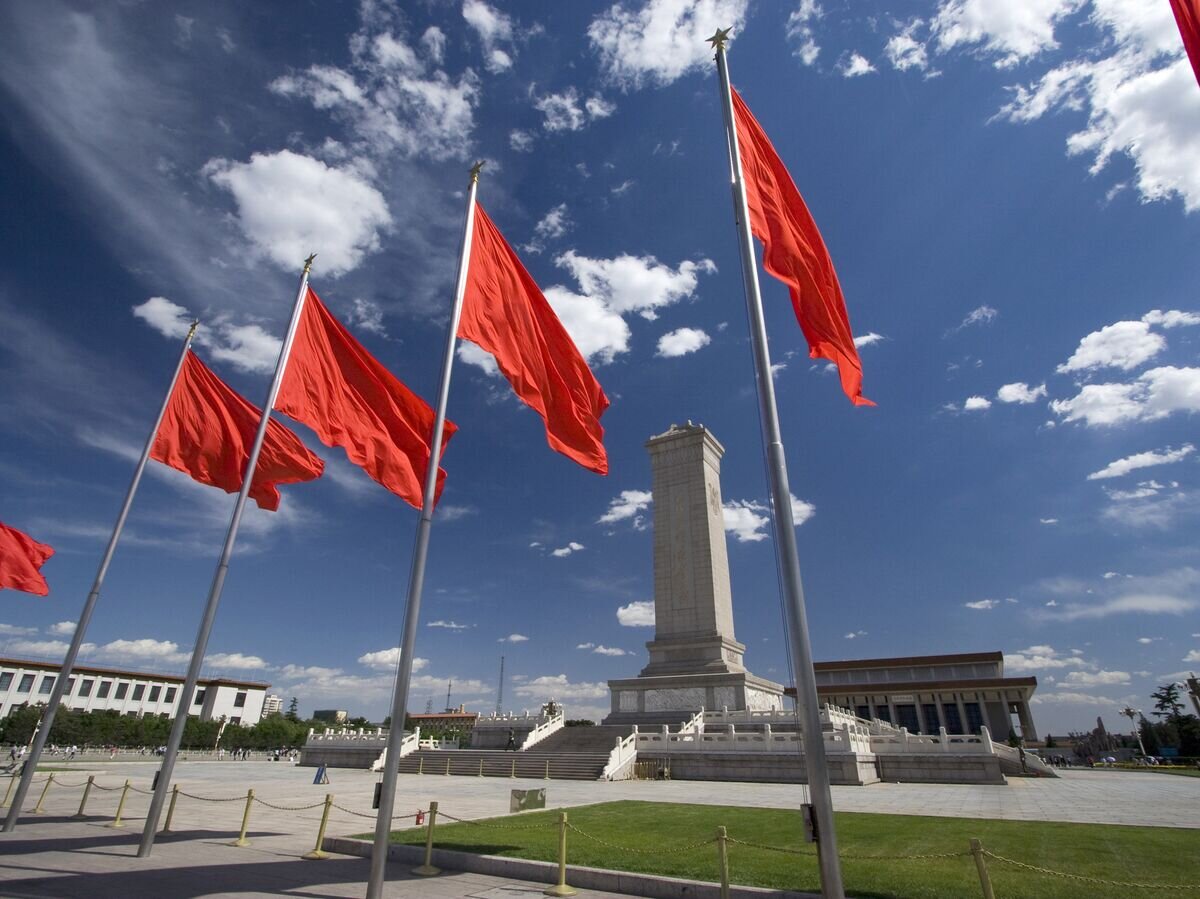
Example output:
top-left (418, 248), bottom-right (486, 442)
top-left (602, 671), bottom-right (785, 727)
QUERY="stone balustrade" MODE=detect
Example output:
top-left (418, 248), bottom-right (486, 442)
top-left (305, 726), bottom-right (389, 746)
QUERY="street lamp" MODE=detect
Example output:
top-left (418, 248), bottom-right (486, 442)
top-left (1120, 706), bottom-right (1147, 757)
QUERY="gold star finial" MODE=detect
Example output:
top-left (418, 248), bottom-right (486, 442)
top-left (469, 160), bottom-right (485, 184)
top-left (303, 252), bottom-right (317, 274)
top-left (187, 320), bottom-right (200, 340)
top-left (707, 27), bottom-right (731, 52)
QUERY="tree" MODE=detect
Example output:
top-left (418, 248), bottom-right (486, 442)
top-left (1151, 683), bottom-right (1185, 722)
top-left (1044, 735), bottom-right (1056, 748)
top-left (286, 697), bottom-right (300, 722)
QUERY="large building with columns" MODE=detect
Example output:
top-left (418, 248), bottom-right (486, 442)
top-left (798, 651), bottom-right (1039, 742)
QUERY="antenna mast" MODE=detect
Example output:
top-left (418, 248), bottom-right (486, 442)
top-left (496, 655), bottom-right (505, 714)
top-left (445, 679), bottom-right (452, 712)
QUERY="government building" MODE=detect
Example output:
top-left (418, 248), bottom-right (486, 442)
top-left (0, 656), bottom-right (270, 727)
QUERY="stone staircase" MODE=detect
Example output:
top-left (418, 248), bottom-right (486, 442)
top-left (393, 725), bottom-right (635, 781)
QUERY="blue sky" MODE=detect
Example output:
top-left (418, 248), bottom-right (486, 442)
top-left (1, 0), bottom-right (1198, 733)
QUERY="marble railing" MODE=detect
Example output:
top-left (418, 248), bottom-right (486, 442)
top-left (869, 726), bottom-right (994, 755)
top-left (306, 726), bottom-right (389, 747)
top-left (634, 721), bottom-right (872, 756)
top-left (603, 729), bottom-right (638, 780)
top-left (519, 711), bottom-right (565, 750)
top-left (475, 710), bottom-right (554, 728)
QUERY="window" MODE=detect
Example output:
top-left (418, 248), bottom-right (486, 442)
top-left (65, 677), bottom-right (75, 694)
top-left (132, 684), bottom-right (145, 701)
top-left (164, 687), bottom-right (177, 703)
top-left (0, 672), bottom-right (12, 691)
top-left (17, 674), bottom-right (34, 693)
top-left (193, 689), bottom-right (206, 706)
top-left (921, 704), bottom-right (941, 734)
top-left (855, 705), bottom-right (871, 720)
top-left (231, 716), bottom-right (241, 726)
top-left (80, 679), bottom-right (94, 697)
top-left (39, 677), bottom-right (54, 695)
top-left (114, 682), bottom-right (128, 700)
top-left (148, 686), bottom-right (161, 702)
top-left (895, 704), bottom-right (920, 733)
top-left (234, 691), bottom-right (247, 709)
top-left (942, 703), bottom-right (963, 734)
top-left (873, 705), bottom-right (891, 723)
top-left (97, 681), bottom-right (111, 699)
top-left (964, 702), bottom-right (984, 735)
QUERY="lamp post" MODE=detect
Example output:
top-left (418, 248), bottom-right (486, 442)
top-left (1119, 707), bottom-right (1147, 757)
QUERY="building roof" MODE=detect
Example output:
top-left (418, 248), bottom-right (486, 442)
top-left (788, 675), bottom-right (1038, 696)
top-left (0, 656), bottom-right (269, 691)
top-left (408, 711), bottom-right (479, 720)
top-left (813, 651), bottom-right (1004, 671)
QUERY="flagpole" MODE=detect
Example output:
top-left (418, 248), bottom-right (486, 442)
top-left (136, 256), bottom-right (316, 857)
top-left (365, 161), bottom-right (481, 899)
top-left (2, 322), bottom-right (199, 833)
top-left (711, 30), bottom-right (845, 898)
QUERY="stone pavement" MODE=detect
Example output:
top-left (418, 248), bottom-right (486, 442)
top-left (0, 758), bottom-right (1196, 897)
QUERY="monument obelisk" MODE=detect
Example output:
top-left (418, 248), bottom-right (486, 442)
top-left (605, 423), bottom-right (784, 724)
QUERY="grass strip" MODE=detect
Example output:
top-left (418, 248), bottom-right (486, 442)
top-left (364, 800), bottom-right (1200, 898)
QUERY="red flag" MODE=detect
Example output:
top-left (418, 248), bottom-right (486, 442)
top-left (732, 88), bottom-right (873, 407)
top-left (275, 289), bottom-right (455, 509)
top-left (151, 351), bottom-right (324, 511)
top-left (460, 204), bottom-right (610, 474)
top-left (1171, 0), bottom-right (1200, 88)
top-left (0, 522), bottom-right (54, 596)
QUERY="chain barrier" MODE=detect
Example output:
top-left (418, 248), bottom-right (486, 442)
top-left (251, 797), bottom-right (326, 812)
top-left (178, 790), bottom-right (245, 802)
top-left (90, 782), bottom-right (122, 791)
top-left (437, 810), bottom-right (555, 831)
top-left (567, 821), bottom-right (715, 855)
top-left (725, 835), bottom-right (815, 856)
top-left (50, 780), bottom-right (91, 789)
top-left (127, 785), bottom-right (156, 795)
top-left (983, 850), bottom-right (1200, 891)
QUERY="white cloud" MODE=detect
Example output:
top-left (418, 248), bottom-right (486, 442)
top-left (996, 382), bottom-right (1047, 404)
top-left (551, 541), bottom-right (585, 558)
top-left (592, 645), bottom-right (628, 656)
top-left (1136, 637), bottom-right (1154, 644)
top-left (93, 638), bottom-right (189, 666)
top-left (462, 0), bottom-right (516, 73)
top-left (1032, 691), bottom-right (1124, 706)
top-left (995, 3), bottom-right (1200, 211)
top-left (543, 286), bottom-right (632, 366)
top-left (656, 327), bottom-right (711, 358)
top-left (1050, 367), bottom-right (1200, 427)
top-left (134, 296), bottom-right (282, 375)
top-left (839, 52), bottom-right (875, 77)
top-left (428, 620), bottom-right (469, 630)
top-left (611, 179), bottom-right (635, 196)
top-left (499, 633), bottom-right (529, 643)
top-left (513, 673), bottom-right (607, 701)
top-left (844, 630), bottom-right (867, 639)
top-left (964, 599), bottom-right (999, 609)
top-left (535, 88), bottom-right (614, 132)
top-left (1088, 444), bottom-right (1194, 480)
top-left (509, 129), bottom-right (536, 152)
top-left (588, 0), bottom-right (750, 90)
top-left (348, 298), bottom-right (387, 336)
top-left (963, 396), bottom-right (992, 411)
top-left (1004, 645), bottom-right (1088, 672)
top-left (1042, 587), bottom-right (1197, 622)
top-left (46, 621), bottom-right (76, 636)
top-left (931, 0), bottom-right (1081, 68)
top-left (457, 340), bottom-right (501, 376)
top-left (1142, 309), bottom-right (1200, 329)
top-left (853, 332), bottom-right (885, 348)
top-left (1184, 650), bottom-right (1200, 663)
top-left (1057, 320), bottom-right (1166, 373)
top-left (5, 639), bottom-right (92, 658)
top-left (953, 304), bottom-right (998, 332)
top-left (535, 204), bottom-right (571, 241)
top-left (722, 500), bottom-right (771, 542)
top-left (576, 642), bottom-right (595, 650)
top-left (886, 20), bottom-right (930, 72)
top-left (555, 251), bottom-right (716, 321)
top-left (1061, 669), bottom-right (1131, 687)
top-left (356, 647), bottom-right (428, 671)
top-left (786, 0), bottom-right (822, 66)
top-left (1040, 518), bottom-right (1058, 525)
top-left (617, 600), bottom-right (655, 627)
top-left (0, 624), bottom-right (38, 637)
top-left (204, 652), bottom-right (270, 671)
top-left (790, 494), bottom-right (816, 525)
top-left (204, 150), bottom-right (391, 277)
top-left (598, 489), bottom-right (652, 527)
top-left (421, 26), bottom-right (446, 64)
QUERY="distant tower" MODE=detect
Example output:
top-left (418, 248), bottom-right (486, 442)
top-left (444, 680), bottom-right (453, 712)
top-left (424, 697), bottom-right (433, 715)
top-left (496, 655), bottom-right (506, 714)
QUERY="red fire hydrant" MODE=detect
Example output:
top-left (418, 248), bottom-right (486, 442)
top-left (416, 809), bottom-right (425, 825)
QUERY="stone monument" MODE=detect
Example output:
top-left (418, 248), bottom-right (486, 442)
top-left (604, 423), bottom-right (784, 724)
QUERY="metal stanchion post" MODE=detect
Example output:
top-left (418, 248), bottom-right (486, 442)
top-left (970, 839), bottom-right (995, 899)
top-left (109, 780), bottom-right (131, 828)
top-left (478, 759), bottom-right (483, 777)
top-left (510, 758), bottom-right (516, 779)
top-left (162, 785), bottom-right (180, 833)
top-left (543, 811), bottom-right (577, 897)
top-left (417, 757), bottom-right (424, 775)
top-left (230, 789), bottom-right (253, 847)
top-left (303, 793), bottom-right (334, 860)
top-left (73, 776), bottom-right (95, 818)
top-left (33, 774), bottom-right (55, 814)
top-left (2, 776), bottom-right (15, 808)
top-left (544, 760), bottom-right (550, 780)
top-left (444, 757), bottom-right (451, 776)
top-left (717, 826), bottom-right (730, 899)
top-left (412, 800), bottom-right (440, 876)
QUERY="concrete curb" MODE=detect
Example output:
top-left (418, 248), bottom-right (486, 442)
top-left (324, 836), bottom-right (820, 898)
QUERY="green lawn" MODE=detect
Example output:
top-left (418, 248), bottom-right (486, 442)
top-left (369, 800), bottom-right (1200, 898)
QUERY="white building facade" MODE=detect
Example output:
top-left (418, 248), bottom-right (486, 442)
top-left (0, 657), bottom-right (269, 727)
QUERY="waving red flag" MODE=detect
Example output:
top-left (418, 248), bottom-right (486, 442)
top-left (0, 522), bottom-right (54, 596)
top-left (275, 289), bottom-right (455, 509)
top-left (460, 204), bottom-right (610, 474)
top-left (1171, 0), bottom-right (1200, 88)
top-left (733, 88), bottom-right (873, 407)
top-left (151, 351), bottom-right (324, 511)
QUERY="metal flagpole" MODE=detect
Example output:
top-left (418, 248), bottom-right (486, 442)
top-left (2, 322), bottom-right (199, 833)
top-left (365, 161), bottom-right (482, 899)
top-left (710, 29), bottom-right (846, 898)
top-left (136, 255), bottom-right (317, 857)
